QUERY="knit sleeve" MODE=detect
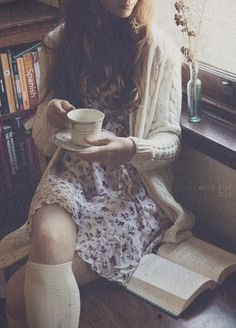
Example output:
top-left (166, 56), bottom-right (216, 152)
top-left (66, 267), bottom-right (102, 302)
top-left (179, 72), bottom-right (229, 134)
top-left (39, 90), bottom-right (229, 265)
top-left (129, 49), bottom-right (182, 171)
top-left (32, 46), bottom-right (58, 157)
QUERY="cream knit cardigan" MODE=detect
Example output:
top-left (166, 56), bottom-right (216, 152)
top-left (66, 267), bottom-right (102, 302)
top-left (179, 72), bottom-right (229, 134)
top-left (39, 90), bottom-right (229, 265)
top-left (0, 25), bottom-right (195, 269)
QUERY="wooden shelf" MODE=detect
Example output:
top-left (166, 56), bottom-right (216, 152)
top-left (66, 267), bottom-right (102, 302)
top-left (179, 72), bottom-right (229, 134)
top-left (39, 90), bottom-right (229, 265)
top-left (0, 1), bottom-right (60, 234)
top-left (181, 104), bottom-right (236, 170)
top-left (0, 108), bottom-right (36, 122)
top-left (0, 1), bottom-right (60, 48)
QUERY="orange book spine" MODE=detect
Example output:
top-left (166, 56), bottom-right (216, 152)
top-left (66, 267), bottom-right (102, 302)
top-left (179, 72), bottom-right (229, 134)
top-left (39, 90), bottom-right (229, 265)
top-left (0, 53), bottom-right (16, 113)
top-left (23, 53), bottom-right (38, 108)
top-left (16, 57), bottom-right (30, 110)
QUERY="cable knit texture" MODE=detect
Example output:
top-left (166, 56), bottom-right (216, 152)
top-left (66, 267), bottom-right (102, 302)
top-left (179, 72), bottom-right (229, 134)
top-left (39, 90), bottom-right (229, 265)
top-left (0, 24), bottom-right (195, 271)
top-left (24, 261), bottom-right (80, 328)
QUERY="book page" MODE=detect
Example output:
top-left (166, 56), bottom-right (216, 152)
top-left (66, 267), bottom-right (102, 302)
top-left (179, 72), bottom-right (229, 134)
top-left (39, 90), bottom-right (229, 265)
top-left (157, 237), bottom-right (236, 283)
top-left (127, 254), bottom-right (215, 316)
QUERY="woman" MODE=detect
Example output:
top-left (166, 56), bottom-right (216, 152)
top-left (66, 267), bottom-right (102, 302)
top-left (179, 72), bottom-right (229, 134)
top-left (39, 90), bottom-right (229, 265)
top-left (5, 0), bottom-right (195, 327)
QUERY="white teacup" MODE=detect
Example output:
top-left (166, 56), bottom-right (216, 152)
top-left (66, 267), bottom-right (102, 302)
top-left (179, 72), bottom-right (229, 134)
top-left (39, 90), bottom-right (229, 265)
top-left (67, 108), bottom-right (105, 146)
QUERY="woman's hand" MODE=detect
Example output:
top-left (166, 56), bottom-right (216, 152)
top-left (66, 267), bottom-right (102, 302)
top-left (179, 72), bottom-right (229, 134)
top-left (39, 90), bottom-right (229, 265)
top-left (78, 136), bottom-right (136, 166)
top-left (47, 99), bottom-right (75, 130)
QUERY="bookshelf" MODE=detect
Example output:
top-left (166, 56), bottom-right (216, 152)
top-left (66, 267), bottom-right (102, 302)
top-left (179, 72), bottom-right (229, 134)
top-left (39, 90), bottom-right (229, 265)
top-left (0, 1), bottom-right (60, 48)
top-left (0, 107), bottom-right (36, 122)
top-left (0, 0), bottom-right (62, 235)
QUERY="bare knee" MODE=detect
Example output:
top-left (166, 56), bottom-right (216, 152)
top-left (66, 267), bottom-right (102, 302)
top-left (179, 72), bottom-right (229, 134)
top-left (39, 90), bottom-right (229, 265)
top-left (5, 265), bottom-right (26, 321)
top-left (30, 205), bottom-right (77, 264)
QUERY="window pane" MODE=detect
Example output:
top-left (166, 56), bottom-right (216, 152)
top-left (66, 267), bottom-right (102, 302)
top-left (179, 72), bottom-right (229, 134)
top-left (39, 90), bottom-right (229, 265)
top-left (156, 0), bottom-right (236, 74)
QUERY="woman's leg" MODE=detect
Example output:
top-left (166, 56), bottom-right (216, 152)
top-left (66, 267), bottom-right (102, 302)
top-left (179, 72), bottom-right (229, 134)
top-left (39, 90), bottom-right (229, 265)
top-left (6, 204), bottom-right (98, 327)
top-left (5, 257), bottom-right (98, 327)
top-left (24, 204), bottom-right (80, 328)
top-left (29, 204), bottom-right (77, 264)
top-left (5, 265), bottom-right (27, 327)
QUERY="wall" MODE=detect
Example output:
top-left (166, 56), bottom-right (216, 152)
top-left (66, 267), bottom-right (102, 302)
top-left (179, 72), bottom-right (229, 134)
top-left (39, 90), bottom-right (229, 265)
top-left (156, 0), bottom-right (236, 251)
top-left (174, 145), bottom-right (236, 252)
top-left (156, 0), bottom-right (236, 74)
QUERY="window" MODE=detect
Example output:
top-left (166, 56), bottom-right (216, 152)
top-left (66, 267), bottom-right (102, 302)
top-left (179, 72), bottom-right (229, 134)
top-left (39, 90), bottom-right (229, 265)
top-left (156, 0), bottom-right (236, 126)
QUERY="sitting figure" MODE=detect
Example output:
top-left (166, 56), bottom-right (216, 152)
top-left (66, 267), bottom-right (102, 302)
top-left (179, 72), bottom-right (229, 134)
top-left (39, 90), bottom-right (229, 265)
top-left (5, 0), bottom-right (195, 327)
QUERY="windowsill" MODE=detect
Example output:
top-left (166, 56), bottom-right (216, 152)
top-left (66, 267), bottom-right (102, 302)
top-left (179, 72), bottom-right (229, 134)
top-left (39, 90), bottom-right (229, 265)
top-left (180, 104), bottom-right (236, 170)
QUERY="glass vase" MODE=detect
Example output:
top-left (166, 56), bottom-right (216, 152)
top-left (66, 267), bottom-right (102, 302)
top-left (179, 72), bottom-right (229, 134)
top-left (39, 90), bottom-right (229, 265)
top-left (187, 61), bottom-right (202, 123)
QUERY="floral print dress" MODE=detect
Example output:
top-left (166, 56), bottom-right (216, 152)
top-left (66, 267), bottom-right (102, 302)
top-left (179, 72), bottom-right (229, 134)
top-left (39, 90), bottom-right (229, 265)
top-left (29, 99), bottom-right (171, 284)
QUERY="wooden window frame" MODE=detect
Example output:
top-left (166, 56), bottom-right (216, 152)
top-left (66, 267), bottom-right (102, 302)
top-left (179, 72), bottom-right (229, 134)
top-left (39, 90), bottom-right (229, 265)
top-left (181, 62), bottom-right (236, 170)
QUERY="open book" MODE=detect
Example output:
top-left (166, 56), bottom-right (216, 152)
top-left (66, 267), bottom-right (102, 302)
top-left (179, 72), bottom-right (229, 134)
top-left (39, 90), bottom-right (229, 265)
top-left (126, 237), bottom-right (236, 317)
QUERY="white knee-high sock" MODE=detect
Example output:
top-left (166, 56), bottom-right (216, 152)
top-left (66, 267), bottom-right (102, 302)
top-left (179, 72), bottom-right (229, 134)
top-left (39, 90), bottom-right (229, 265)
top-left (6, 313), bottom-right (27, 328)
top-left (24, 261), bottom-right (80, 328)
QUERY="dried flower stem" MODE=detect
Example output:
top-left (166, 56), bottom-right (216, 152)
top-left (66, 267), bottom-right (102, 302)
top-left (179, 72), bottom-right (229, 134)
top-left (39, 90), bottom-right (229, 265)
top-left (174, 0), bottom-right (196, 63)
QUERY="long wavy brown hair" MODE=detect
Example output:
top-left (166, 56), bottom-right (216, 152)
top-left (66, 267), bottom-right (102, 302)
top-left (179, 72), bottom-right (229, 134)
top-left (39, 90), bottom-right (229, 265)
top-left (42, 0), bottom-right (157, 112)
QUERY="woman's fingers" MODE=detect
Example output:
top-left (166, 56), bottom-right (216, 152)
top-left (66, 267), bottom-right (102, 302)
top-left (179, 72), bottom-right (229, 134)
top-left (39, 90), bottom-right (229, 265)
top-left (79, 138), bottom-right (113, 163)
top-left (61, 100), bottom-right (75, 112)
top-left (77, 141), bottom-right (112, 163)
top-left (47, 99), bottom-right (75, 129)
top-left (84, 137), bottom-right (111, 146)
top-left (77, 137), bottom-right (135, 165)
top-left (78, 147), bottom-right (109, 163)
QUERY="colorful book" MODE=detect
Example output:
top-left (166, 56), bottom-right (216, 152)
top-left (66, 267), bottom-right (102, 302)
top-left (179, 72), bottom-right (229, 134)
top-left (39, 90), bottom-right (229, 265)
top-left (0, 159), bottom-right (4, 196)
top-left (13, 42), bottom-right (42, 60)
top-left (12, 59), bottom-right (24, 112)
top-left (12, 117), bottom-right (29, 181)
top-left (16, 57), bottom-right (30, 110)
top-left (7, 49), bottom-right (19, 112)
top-left (23, 53), bottom-right (39, 108)
top-left (0, 123), bottom-right (12, 191)
top-left (0, 59), bottom-right (9, 115)
top-left (32, 50), bottom-right (40, 93)
top-left (2, 125), bottom-right (19, 178)
top-left (0, 53), bottom-right (16, 113)
top-left (24, 131), bottom-right (41, 184)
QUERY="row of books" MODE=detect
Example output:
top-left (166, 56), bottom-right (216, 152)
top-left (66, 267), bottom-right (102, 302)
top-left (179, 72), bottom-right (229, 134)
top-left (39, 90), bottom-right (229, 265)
top-left (0, 115), bottom-right (41, 193)
top-left (0, 42), bottom-right (41, 116)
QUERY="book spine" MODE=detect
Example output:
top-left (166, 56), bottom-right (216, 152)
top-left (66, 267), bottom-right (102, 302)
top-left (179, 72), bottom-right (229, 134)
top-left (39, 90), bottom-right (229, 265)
top-left (8, 126), bottom-right (24, 189)
top-left (2, 125), bottom-right (20, 189)
top-left (0, 157), bottom-right (4, 195)
top-left (24, 131), bottom-right (41, 183)
top-left (23, 53), bottom-right (39, 108)
top-left (16, 57), bottom-right (30, 110)
top-left (0, 60), bottom-right (9, 115)
top-left (13, 42), bottom-right (42, 60)
top-left (12, 117), bottom-right (29, 181)
top-left (0, 53), bottom-right (16, 113)
top-left (0, 124), bottom-right (12, 191)
top-left (32, 138), bottom-right (41, 182)
top-left (3, 126), bottom-right (16, 177)
top-left (0, 80), bottom-right (6, 115)
top-left (7, 49), bottom-right (19, 112)
top-left (32, 50), bottom-right (40, 93)
top-left (12, 60), bottom-right (24, 112)
top-left (6, 127), bottom-right (19, 173)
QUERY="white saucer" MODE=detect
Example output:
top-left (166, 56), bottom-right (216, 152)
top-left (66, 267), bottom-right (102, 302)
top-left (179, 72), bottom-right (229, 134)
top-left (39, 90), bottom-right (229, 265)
top-left (52, 129), bottom-right (115, 152)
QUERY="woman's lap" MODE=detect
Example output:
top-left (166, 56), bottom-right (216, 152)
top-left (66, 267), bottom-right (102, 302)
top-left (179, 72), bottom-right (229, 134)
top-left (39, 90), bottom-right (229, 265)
top-left (27, 156), bottom-right (170, 283)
